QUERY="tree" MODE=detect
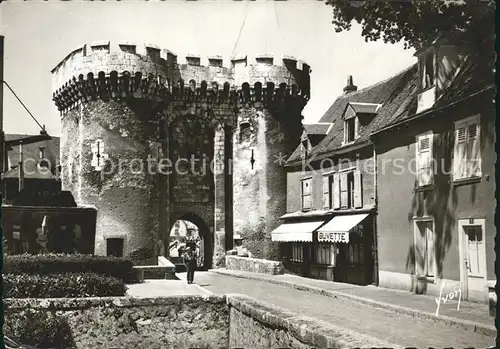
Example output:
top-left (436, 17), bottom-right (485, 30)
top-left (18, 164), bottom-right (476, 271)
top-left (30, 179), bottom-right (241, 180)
top-left (325, 0), bottom-right (495, 51)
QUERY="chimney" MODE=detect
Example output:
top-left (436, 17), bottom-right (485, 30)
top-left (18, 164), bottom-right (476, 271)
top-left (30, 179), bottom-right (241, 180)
top-left (18, 141), bottom-right (24, 192)
top-left (343, 75), bottom-right (358, 95)
top-left (39, 146), bottom-right (50, 170)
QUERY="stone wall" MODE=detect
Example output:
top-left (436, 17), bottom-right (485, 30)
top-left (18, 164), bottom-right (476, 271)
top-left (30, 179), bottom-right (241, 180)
top-left (225, 255), bottom-right (285, 275)
top-left (227, 294), bottom-right (402, 349)
top-left (5, 294), bottom-right (401, 349)
top-left (4, 296), bottom-right (228, 349)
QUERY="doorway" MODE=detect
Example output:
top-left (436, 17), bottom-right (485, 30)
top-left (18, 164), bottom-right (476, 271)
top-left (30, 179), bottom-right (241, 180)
top-left (169, 219), bottom-right (205, 269)
top-left (458, 219), bottom-right (487, 301)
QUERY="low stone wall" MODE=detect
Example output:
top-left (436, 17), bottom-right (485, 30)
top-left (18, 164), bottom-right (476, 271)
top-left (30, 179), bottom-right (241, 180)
top-left (5, 296), bottom-right (228, 349)
top-left (5, 293), bottom-right (403, 349)
top-left (225, 255), bottom-right (285, 275)
top-left (226, 294), bottom-right (403, 349)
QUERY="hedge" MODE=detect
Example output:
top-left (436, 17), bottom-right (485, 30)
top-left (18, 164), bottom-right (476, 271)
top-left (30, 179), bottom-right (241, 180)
top-left (5, 310), bottom-right (75, 349)
top-left (4, 254), bottom-right (135, 282)
top-left (3, 273), bottom-right (127, 298)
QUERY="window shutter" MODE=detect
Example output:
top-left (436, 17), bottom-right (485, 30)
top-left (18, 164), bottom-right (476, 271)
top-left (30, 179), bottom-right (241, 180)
top-left (426, 222), bottom-right (435, 277)
top-left (414, 222), bottom-right (426, 276)
top-left (340, 172), bottom-right (348, 208)
top-left (354, 117), bottom-right (359, 138)
top-left (332, 173), bottom-right (340, 209)
top-left (417, 134), bottom-right (433, 186)
top-left (454, 126), bottom-right (467, 180)
top-left (322, 176), bottom-right (330, 209)
top-left (353, 170), bottom-right (363, 208)
top-left (467, 123), bottom-right (481, 177)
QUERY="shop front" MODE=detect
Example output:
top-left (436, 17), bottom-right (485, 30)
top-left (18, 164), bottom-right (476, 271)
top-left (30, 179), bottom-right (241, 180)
top-left (272, 212), bottom-right (375, 285)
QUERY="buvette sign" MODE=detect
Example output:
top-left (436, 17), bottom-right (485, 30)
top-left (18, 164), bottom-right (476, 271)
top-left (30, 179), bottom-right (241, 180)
top-left (317, 231), bottom-right (350, 243)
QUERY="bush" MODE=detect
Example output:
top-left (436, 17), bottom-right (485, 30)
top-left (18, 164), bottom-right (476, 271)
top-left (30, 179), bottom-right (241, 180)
top-left (127, 247), bottom-right (156, 266)
top-left (5, 310), bottom-right (75, 348)
top-left (4, 253), bottom-right (135, 282)
top-left (4, 272), bottom-right (127, 298)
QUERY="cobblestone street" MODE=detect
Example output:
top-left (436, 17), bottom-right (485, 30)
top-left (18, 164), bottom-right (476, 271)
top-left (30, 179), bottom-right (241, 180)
top-left (178, 271), bottom-right (495, 348)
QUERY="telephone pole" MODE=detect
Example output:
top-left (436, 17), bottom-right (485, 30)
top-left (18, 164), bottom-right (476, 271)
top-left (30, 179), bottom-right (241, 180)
top-left (0, 35), bottom-right (5, 175)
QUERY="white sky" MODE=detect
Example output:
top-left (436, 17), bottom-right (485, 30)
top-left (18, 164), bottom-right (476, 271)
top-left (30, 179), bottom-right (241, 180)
top-left (0, 0), bottom-right (417, 137)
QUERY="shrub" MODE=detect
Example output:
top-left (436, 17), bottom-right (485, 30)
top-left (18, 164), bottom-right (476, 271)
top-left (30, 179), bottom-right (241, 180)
top-left (4, 253), bottom-right (135, 282)
top-left (127, 247), bottom-right (156, 266)
top-left (5, 310), bottom-right (75, 349)
top-left (3, 272), bottom-right (127, 298)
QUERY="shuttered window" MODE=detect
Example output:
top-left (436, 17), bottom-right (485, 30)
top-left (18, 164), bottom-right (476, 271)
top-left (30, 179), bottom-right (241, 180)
top-left (301, 178), bottom-right (312, 211)
top-left (332, 173), bottom-right (340, 209)
top-left (322, 175), bottom-right (331, 209)
top-left (337, 170), bottom-right (363, 209)
top-left (416, 132), bottom-right (433, 186)
top-left (454, 115), bottom-right (481, 180)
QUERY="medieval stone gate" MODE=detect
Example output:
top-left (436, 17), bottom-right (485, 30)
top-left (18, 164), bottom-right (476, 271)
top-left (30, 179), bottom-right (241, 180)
top-left (51, 41), bottom-right (310, 268)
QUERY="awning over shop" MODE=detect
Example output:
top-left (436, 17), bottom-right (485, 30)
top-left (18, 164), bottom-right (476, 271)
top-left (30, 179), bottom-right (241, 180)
top-left (271, 221), bottom-right (325, 242)
top-left (317, 213), bottom-right (369, 243)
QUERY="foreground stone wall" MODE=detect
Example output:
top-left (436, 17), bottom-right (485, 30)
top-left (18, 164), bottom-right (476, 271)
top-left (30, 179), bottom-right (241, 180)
top-left (5, 296), bottom-right (228, 349)
top-left (225, 255), bottom-right (285, 275)
top-left (227, 294), bottom-right (403, 349)
top-left (5, 294), bottom-right (401, 349)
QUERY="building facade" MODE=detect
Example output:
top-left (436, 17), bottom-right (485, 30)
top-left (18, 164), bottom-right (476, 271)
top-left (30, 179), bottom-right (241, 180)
top-left (50, 41), bottom-right (309, 267)
top-left (372, 43), bottom-right (495, 302)
top-left (274, 70), bottom-right (417, 285)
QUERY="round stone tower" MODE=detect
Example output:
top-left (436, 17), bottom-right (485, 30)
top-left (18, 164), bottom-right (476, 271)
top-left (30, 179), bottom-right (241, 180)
top-left (51, 41), bottom-right (310, 266)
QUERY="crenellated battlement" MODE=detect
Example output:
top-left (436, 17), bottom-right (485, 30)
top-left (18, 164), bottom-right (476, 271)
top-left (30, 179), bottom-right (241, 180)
top-left (51, 41), bottom-right (311, 114)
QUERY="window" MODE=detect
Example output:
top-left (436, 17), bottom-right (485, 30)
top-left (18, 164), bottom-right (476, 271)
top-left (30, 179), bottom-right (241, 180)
top-left (301, 178), bottom-right (312, 211)
top-left (344, 117), bottom-right (356, 143)
top-left (291, 243), bottom-right (303, 262)
top-left (420, 52), bottom-right (435, 90)
top-left (314, 243), bottom-right (335, 265)
top-left (348, 243), bottom-right (364, 264)
top-left (454, 115), bottom-right (481, 181)
top-left (333, 170), bottom-right (362, 209)
top-left (414, 220), bottom-right (435, 278)
top-left (416, 132), bottom-right (434, 187)
top-left (106, 238), bottom-right (124, 257)
top-left (239, 122), bottom-right (251, 143)
top-left (322, 175), bottom-right (333, 209)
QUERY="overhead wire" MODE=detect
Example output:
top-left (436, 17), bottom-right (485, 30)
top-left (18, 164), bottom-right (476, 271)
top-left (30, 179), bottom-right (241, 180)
top-left (1, 80), bottom-right (47, 133)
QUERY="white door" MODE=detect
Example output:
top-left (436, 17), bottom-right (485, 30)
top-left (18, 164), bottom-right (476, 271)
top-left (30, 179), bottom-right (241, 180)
top-left (459, 219), bottom-right (487, 300)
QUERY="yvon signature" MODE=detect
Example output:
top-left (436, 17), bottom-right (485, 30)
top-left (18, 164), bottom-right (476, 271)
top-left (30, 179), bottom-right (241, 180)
top-left (435, 281), bottom-right (461, 316)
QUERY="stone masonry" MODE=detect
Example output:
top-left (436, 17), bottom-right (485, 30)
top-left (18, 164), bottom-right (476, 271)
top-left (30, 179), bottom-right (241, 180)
top-left (51, 41), bottom-right (310, 267)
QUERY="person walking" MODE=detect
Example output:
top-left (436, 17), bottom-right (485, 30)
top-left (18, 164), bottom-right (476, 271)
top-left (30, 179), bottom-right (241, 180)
top-left (183, 246), bottom-right (197, 284)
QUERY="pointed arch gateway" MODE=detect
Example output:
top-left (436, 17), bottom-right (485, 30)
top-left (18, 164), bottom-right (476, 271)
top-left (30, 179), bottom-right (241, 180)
top-left (169, 212), bottom-right (213, 270)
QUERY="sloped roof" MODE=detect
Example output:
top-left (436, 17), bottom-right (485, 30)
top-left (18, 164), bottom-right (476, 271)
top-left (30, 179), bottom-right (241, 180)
top-left (2, 163), bottom-right (56, 180)
top-left (303, 123), bottom-right (332, 136)
top-left (371, 50), bottom-right (494, 133)
top-left (287, 64), bottom-right (419, 164)
top-left (4, 134), bottom-right (60, 171)
top-left (349, 102), bottom-right (382, 114)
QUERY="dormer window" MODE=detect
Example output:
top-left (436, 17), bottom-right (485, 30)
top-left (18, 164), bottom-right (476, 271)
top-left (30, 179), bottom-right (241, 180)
top-left (416, 47), bottom-right (437, 113)
top-left (420, 51), bottom-right (436, 91)
top-left (301, 139), bottom-right (311, 158)
top-left (345, 117), bottom-right (356, 143)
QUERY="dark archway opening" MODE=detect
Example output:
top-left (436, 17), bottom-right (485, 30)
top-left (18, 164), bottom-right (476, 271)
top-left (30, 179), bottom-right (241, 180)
top-left (168, 213), bottom-right (212, 271)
